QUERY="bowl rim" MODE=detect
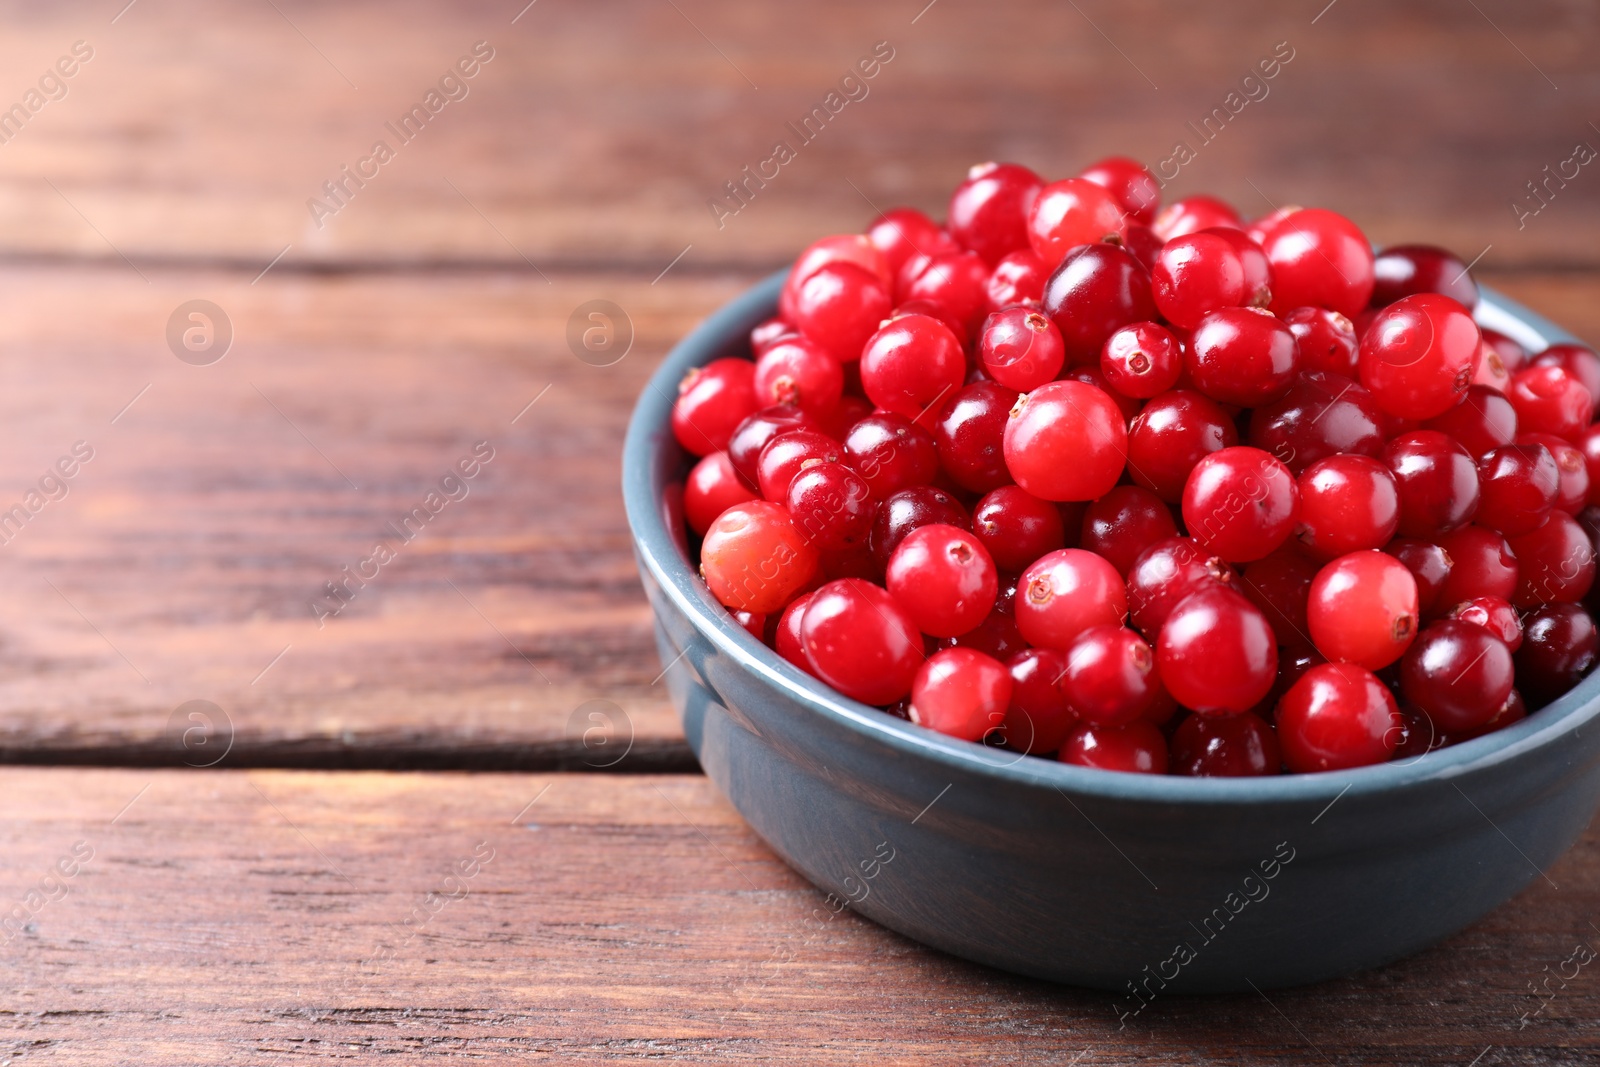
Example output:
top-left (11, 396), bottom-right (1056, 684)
top-left (623, 267), bottom-right (1600, 807)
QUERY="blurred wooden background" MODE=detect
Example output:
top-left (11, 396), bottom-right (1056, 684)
top-left (0, 0), bottom-right (1597, 1062)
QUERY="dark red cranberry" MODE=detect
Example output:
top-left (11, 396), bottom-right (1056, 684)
top-left (947, 162), bottom-right (1045, 266)
top-left (1370, 244), bottom-right (1479, 309)
top-left (1171, 711), bottom-right (1281, 777)
top-left (1239, 547), bottom-right (1320, 651)
top-left (869, 485), bottom-right (971, 571)
top-left (1388, 537), bottom-right (1454, 618)
top-left (1383, 430), bottom-right (1480, 539)
top-left (1434, 525), bottom-right (1519, 607)
top-left (1120, 223), bottom-right (1165, 273)
top-left (1126, 390), bottom-right (1240, 502)
top-left (1041, 242), bottom-right (1158, 365)
top-left (1532, 342), bottom-right (1600, 400)
top-left (1516, 603), bottom-right (1600, 708)
top-left (1078, 156), bottom-right (1161, 225)
top-left (1182, 446), bottom-right (1300, 563)
top-left (843, 412), bottom-right (939, 500)
top-left (773, 592), bottom-right (814, 670)
top-left (1507, 365), bottom-right (1594, 441)
top-left (1282, 307), bottom-right (1359, 377)
top-left (1001, 647), bottom-right (1076, 753)
top-left (1057, 720), bottom-right (1169, 774)
top-left (1248, 371), bottom-right (1385, 474)
top-left (933, 381), bottom-right (1020, 494)
top-left (972, 485), bottom-right (1066, 574)
top-left (1519, 431), bottom-right (1590, 514)
top-left (728, 405), bottom-right (821, 489)
top-left (801, 578), bottom-right (923, 706)
top-left (1126, 536), bottom-right (1237, 638)
top-left (786, 461), bottom-right (876, 553)
top-left (886, 524), bottom-right (999, 638)
top-left (1079, 486), bottom-right (1178, 576)
top-left (1400, 620), bottom-right (1515, 733)
top-left (899, 250), bottom-right (992, 334)
top-left (1508, 511), bottom-right (1596, 607)
top-left (1186, 307), bottom-right (1300, 407)
top-left (1476, 443), bottom-right (1559, 536)
top-left (1422, 385), bottom-right (1518, 458)
top-left (1059, 625), bottom-right (1163, 727)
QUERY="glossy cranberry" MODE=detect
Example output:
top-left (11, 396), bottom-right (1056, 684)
top-left (1446, 688), bottom-right (1528, 744)
top-left (979, 307), bottom-right (1065, 391)
top-left (672, 357), bottom-right (759, 457)
top-left (1476, 443), bottom-right (1559, 536)
top-left (985, 249), bottom-right (1049, 310)
top-left (801, 578), bottom-right (923, 706)
top-left (843, 413), bottom-right (939, 500)
top-left (1434, 525), bottom-right (1519, 607)
top-left (1027, 178), bottom-right (1127, 266)
top-left (1422, 386), bottom-right (1518, 458)
top-left (1186, 307), bottom-right (1300, 407)
top-left (1078, 156), bottom-right (1160, 225)
top-left (1101, 321), bottom-right (1183, 399)
top-left (753, 338), bottom-right (843, 418)
top-left (750, 317), bottom-right (797, 356)
top-left (1507, 365), bottom-right (1594, 441)
top-left (869, 485), bottom-right (971, 571)
top-left (972, 485), bottom-right (1066, 574)
top-left (948, 162), bottom-right (1044, 266)
top-left (1295, 455), bottom-right (1400, 560)
top-left (1519, 432), bottom-right (1589, 514)
top-left (1276, 662), bottom-right (1401, 772)
top-left (1126, 390), bottom-right (1239, 502)
top-left (1472, 338), bottom-right (1512, 393)
top-left (1306, 550), bottom-right (1419, 670)
top-left (1389, 537), bottom-right (1454, 617)
top-left (701, 501), bottom-right (821, 613)
top-left (1206, 227), bottom-right (1273, 306)
top-left (1057, 719), bottom-right (1169, 774)
top-left (933, 381), bottom-right (1020, 494)
top-left (1358, 294), bottom-right (1481, 420)
top-left (1261, 207), bottom-right (1376, 318)
top-left (867, 208), bottom-right (955, 277)
top-left (885, 524), bottom-right (999, 638)
top-left (1279, 307), bottom-right (1359, 378)
top-left (685, 450), bottom-right (758, 535)
top-left (730, 609), bottom-right (766, 641)
top-left (1248, 372), bottom-right (1385, 474)
top-left (1002, 647), bottom-right (1076, 754)
top-left (1509, 511), bottom-right (1596, 607)
top-left (1400, 619), bottom-right (1515, 732)
top-left (1171, 711), bottom-right (1281, 777)
top-left (1383, 431), bottom-right (1480, 539)
top-left (1390, 705), bottom-right (1444, 762)
top-left (785, 262), bottom-right (892, 363)
top-left (1060, 625), bottom-right (1163, 727)
top-left (859, 313), bottom-right (966, 419)
top-left (1516, 603), bottom-right (1600, 708)
top-left (1239, 547), bottom-right (1319, 651)
top-left (1126, 536), bottom-right (1236, 638)
top-left (1532, 342), bottom-right (1600, 400)
top-left (944, 603), bottom-right (1028, 662)
top-left (773, 591), bottom-right (813, 670)
top-left (786, 461), bottom-right (875, 552)
top-left (1370, 244), bottom-right (1479, 309)
top-left (1015, 548), bottom-right (1128, 651)
top-left (1003, 380), bottom-right (1128, 502)
top-left (1079, 486), bottom-right (1178, 576)
top-left (1582, 426), bottom-right (1600, 507)
top-left (728, 405), bottom-right (820, 489)
top-left (1120, 223), bottom-right (1165, 273)
top-left (786, 234), bottom-right (892, 296)
top-left (1152, 232), bottom-right (1251, 329)
top-left (1153, 195), bottom-right (1243, 240)
top-left (1157, 585), bottom-right (1278, 715)
top-left (1182, 446), bottom-right (1299, 563)
top-left (900, 250), bottom-right (992, 334)
top-left (1482, 328), bottom-right (1529, 375)
top-left (908, 647), bottom-right (1012, 741)
top-left (1448, 595), bottom-right (1523, 651)
top-left (1041, 243), bottom-right (1158, 364)
top-left (756, 429), bottom-right (841, 502)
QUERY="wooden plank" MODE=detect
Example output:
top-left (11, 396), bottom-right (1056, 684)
top-left (0, 767), bottom-right (1595, 1064)
top-left (0, 0), bottom-right (1594, 269)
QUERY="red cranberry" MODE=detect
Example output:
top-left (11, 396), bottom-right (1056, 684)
top-left (787, 262), bottom-right (892, 362)
top-left (1185, 307), bottom-right (1300, 407)
top-left (1239, 547), bottom-right (1320, 651)
top-left (1370, 244), bottom-right (1479, 309)
top-left (1507, 365), bottom-right (1594, 441)
top-left (1126, 536), bottom-right (1236, 638)
top-left (972, 485), bottom-right (1066, 574)
top-left (1475, 443), bottom-right (1559, 536)
top-left (948, 162), bottom-right (1045, 266)
top-left (944, 603), bottom-right (1028, 662)
top-left (1582, 425), bottom-right (1600, 506)
top-left (754, 338), bottom-right (843, 418)
top-left (1516, 603), bottom-right (1600, 707)
top-left (1532, 342), bottom-right (1600, 400)
top-left (1205, 227), bottom-right (1273, 308)
top-left (1057, 720), bottom-right (1169, 774)
top-left (867, 209), bottom-right (954, 277)
top-left (886, 524), bottom-right (999, 638)
top-left (1422, 385), bottom-right (1518, 458)
top-left (1282, 307), bottom-right (1359, 377)
top-left (934, 381), bottom-right (1020, 494)
top-left (859, 313), bottom-right (966, 419)
top-left (1157, 585), bottom-right (1278, 715)
top-left (774, 591), bottom-right (814, 670)
top-left (1182, 446), bottom-right (1299, 563)
top-left (1152, 232), bottom-right (1250, 329)
top-left (685, 451), bottom-right (758, 536)
top-left (869, 485), bottom-right (971, 571)
top-left (1120, 223), bottom-right (1165, 273)
top-left (801, 578), bottom-right (923, 706)
top-left (1434, 525), bottom-right (1519, 607)
top-left (1041, 242), bottom-right (1158, 364)
top-left (1003, 380), bottom-right (1128, 502)
top-left (1126, 390), bottom-right (1239, 502)
top-left (1520, 432), bottom-right (1589, 514)
top-left (1102, 321), bottom-right (1183, 399)
top-left (701, 501), bottom-right (820, 613)
top-left (786, 461), bottom-right (876, 553)
top-left (819, 393), bottom-right (875, 442)
top-left (1358, 294), bottom-right (1481, 420)
top-left (1248, 372), bottom-right (1385, 474)
top-left (1482, 328), bottom-right (1529, 375)
top-left (900, 250), bottom-right (992, 334)
top-left (909, 647), bottom-right (1012, 741)
top-left (1002, 647), bottom-right (1076, 753)
top-left (985, 249), bottom-right (1049, 310)
top-left (1276, 662), bottom-right (1401, 772)
top-left (673, 357), bottom-right (759, 457)
top-left (1078, 156), bottom-right (1160, 225)
top-left (1171, 711), bottom-right (1282, 777)
top-left (1015, 548), bottom-right (1128, 651)
top-left (1063, 364), bottom-right (1142, 423)
top-left (979, 307), bottom-right (1065, 391)
top-left (1154, 195), bottom-right (1243, 240)
top-left (843, 412), bottom-right (939, 500)
top-left (1382, 430), bottom-right (1481, 539)
top-left (1307, 550), bottom-right (1419, 670)
top-left (1060, 625), bottom-right (1163, 727)
top-left (1448, 595), bottom-right (1523, 651)
top-left (1388, 537), bottom-right (1455, 618)
top-left (1400, 619), bottom-right (1515, 732)
top-left (1295, 455), bottom-right (1400, 559)
top-left (1079, 485), bottom-right (1178, 576)
top-left (728, 405), bottom-right (820, 489)
top-left (1261, 207), bottom-right (1376, 318)
top-left (750, 316), bottom-right (795, 357)
top-left (787, 234), bottom-right (892, 295)
top-left (756, 428), bottom-right (841, 502)
top-left (1508, 511), bottom-right (1596, 607)
top-left (1027, 179), bottom-right (1126, 266)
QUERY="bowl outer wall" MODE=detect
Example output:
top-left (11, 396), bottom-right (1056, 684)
top-left (622, 269), bottom-right (1600, 992)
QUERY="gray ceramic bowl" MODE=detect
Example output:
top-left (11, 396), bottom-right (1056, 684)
top-left (623, 269), bottom-right (1600, 995)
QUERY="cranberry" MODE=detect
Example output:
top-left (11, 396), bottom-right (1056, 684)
top-left (800, 578), bottom-right (923, 706)
top-left (972, 485), bottom-right (1066, 574)
top-left (1358, 294), bottom-right (1481, 420)
top-left (886, 524), bottom-right (999, 638)
top-left (1307, 550), bottom-right (1419, 670)
top-left (1282, 307), bottom-right (1359, 377)
top-left (986, 249), bottom-right (1049, 310)
top-left (1157, 585), bottom-right (1278, 715)
top-left (1508, 511), bottom-right (1596, 606)
top-left (1152, 232), bottom-right (1251, 329)
top-left (1507, 365), bottom-right (1594, 441)
top-left (934, 381), bottom-right (1020, 494)
top-left (1002, 647), bottom-right (1076, 754)
top-left (1041, 242), bottom-right (1158, 364)
top-left (685, 451), bottom-right (758, 536)
top-left (756, 428), bottom-right (841, 502)
top-left (1476, 443), bottom-right (1559, 536)
top-left (1126, 536), bottom-right (1236, 638)
top-left (979, 307), bottom-right (1066, 391)
top-left (1261, 207), bottom-right (1376, 318)
top-left (1400, 619), bottom-right (1516, 732)
top-left (1186, 307), bottom-right (1300, 407)
top-left (750, 317), bottom-right (795, 357)
top-left (701, 501), bottom-right (821, 613)
top-left (944, 603), bottom-right (1028, 662)
top-left (1370, 245), bottom-right (1479, 309)
top-left (1027, 178), bottom-right (1126, 266)
top-left (1516, 603), bottom-right (1600, 707)
top-left (1126, 390), bottom-right (1239, 502)
top-left (1482, 328), bottom-right (1530, 375)
top-left (843, 412), bottom-right (940, 499)
top-left (1182, 446), bottom-right (1299, 563)
top-left (753, 338), bottom-right (843, 418)
top-left (1447, 689), bottom-right (1528, 744)
top-left (1063, 364), bottom-right (1142, 422)
top-left (869, 485), bottom-right (971, 571)
top-left (1383, 431), bottom-right (1480, 539)
top-left (1102, 321), bottom-right (1183, 399)
top-left (908, 647), bottom-right (1012, 741)
top-left (900, 250), bottom-right (992, 334)
top-left (820, 393), bottom-right (875, 442)
top-left (1582, 425), bottom-right (1600, 506)
top-left (786, 262), bottom-right (892, 362)
top-left (1248, 372), bottom-right (1385, 474)
top-left (673, 357), bottom-right (759, 457)
top-left (859, 313), bottom-right (966, 419)
top-left (1078, 156), bottom-right (1161, 224)
top-left (787, 234), bottom-right (892, 295)
top-left (1422, 385), bottom-right (1518, 458)
top-left (1057, 720), bottom-right (1169, 774)
top-left (1532, 342), bottom-right (1600, 400)
top-left (1520, 432), bottom-right (1589, 514)
top-left (1434, 525), bottom-right (1519, 607)
top-left (1295, 455), bottom-right (1400, 559)
top-left (728, 405), bottom-right (820, 489)
top-left (1239, 547), bottom-right (1320, 651)
top-left (1448, 595), bottom-right (1523, 651)
top-left (1206, 227), bottom-right (1273, 307)
top-left (1473, 339), bottom-right (1513, 393)
top-left (786, 461), bottom-right (875, 552)
top-left (1003, 380), bottom-right (1128, 502)
top-left (1015, 548), bottom-right (1128, 651)
top-left (773, 592), bottom-right (814, 670)
top-left (1171, 711), bottom-right (1281, 777)
top-left (948, 162), bottom-right (1044, 266)
top-left (867, 209), bottom-right (954, 277)
top-left (1060, 625), bottom-right (1163, 727)
top-left (1079, 486), bottom-right (1178, 576)
top-left (1120, 223), bottom-right (1165, 273)
top-left (1388, 537), bottom-right (1454, 618)
top-left (1154, 195), bottom-right (1243, 240)
top-left (1276, 662), bottom-right (1401, 772)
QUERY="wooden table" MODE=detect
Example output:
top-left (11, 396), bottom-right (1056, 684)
top-left (0, 0), bottom-right (1597, 1061)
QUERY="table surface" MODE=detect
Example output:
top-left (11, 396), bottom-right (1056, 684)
top-left (1, 0), bottom-right (1598, 1062)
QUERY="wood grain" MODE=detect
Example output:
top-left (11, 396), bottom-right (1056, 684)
top-left (0, 767), bottom-right (1594, 1065)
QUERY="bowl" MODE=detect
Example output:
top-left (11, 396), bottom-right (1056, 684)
top-left (622, 268), bottom-right (1600, 995)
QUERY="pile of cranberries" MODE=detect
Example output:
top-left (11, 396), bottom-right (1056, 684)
top-left (668, 157), bottom-right (1600, 777)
